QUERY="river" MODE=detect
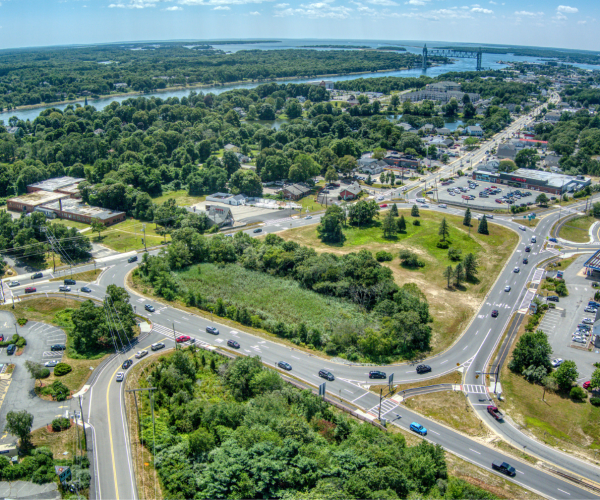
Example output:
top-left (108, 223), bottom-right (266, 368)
top-left (0, 39), bottom-right (571, 124)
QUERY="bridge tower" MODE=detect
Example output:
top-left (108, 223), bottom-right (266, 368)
top-left (476, 47), bottom-right (483, 71)
top-left (422, 44), bottom-right (428, 70)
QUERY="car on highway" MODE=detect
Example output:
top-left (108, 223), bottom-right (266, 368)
top-left (64, 279), bottom-right (76, 285)
top-left (31, 272), bottom-right (43, 279)
top-left (206, 326), bottom-right (219, 335)
top-left (439, 204), bottom-right (447, 208)
top-left (135, 350), bottom-right (148, 359)
top-left (492, 461), bottom-right (516, 477)
top-left (525, 246), bottom-right (531, 252)
top-left (410, 422), bottom-right (427, 436)
top-left (583, 381), bottom-right (591, 390)
top-left (518, 226), bottom-right (526, 231)
top-left (227, 339), bottom-right (240, 349)
top-left (368, 370), bottom-right (386, 379)
top-left (305, 216), bottom-right (312, 219)
top-left (491, 310), bottom-right (499, 318)
top-left (176, 335), bottom-right (191, 343)
top-left (144, 304), bottom-right (155, 312)
top-left (128, 255), bottom-right (138, 263)
top-left (122, 359), bottom-right (133, 369)
top-left (80, 286), bottom-right (92, 293)
top-left (505, 286), bottom-right (511, 292)
top-left (253, 228), bottom-right (262, 233)
top-left (151, 342), bottom-right (165, 351)
top-left (379, 204), bottom-right (388, 208)
top-left (116, 372), bottom-right (125, 382)
top-left (319, 369), bottom-right (335, 381)
top-left (51, 344), bottom-right (66, 351)
top-left (513, 267), bottom-right (520, 273)
top-left (416, 364), bottom-right (431, 374)
top-left (277, 361), bottom-right (292, 371)
top-left (44, 360), bottom-right (59, 368)
top-left (25, 287), bottom-right (36, 293)
top-left (59, 285), bottom-right (71, 292)
top-left (549, 237), bottom-right (558, 243)
top-left (522, 258), bottom-right (528, 264)
top-left (8, 281), bottom-right (19, 287)
top-left (551, 358), bottom-right (563, 368)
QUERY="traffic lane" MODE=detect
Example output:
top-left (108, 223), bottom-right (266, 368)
top-left (356, 391), bottom-right (596, 500)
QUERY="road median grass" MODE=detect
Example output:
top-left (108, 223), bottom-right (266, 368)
top-left (558, 215), bottom-right (597, 243)
top-left (49, 269), bottom-right (101, 283)
top-left (280, 208), bottom-right (519, 355)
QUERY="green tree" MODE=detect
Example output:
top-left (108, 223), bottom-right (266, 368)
top-left (463, 253), bottom-right (478, 281)
top-left (372, 147), bottom-right (386, 160)
top-left (477, 215), bottom-right (489, 235)
top-left (398, 215), bottom-right (406, 232)
top-left (337, 155), bottom-right (357, 177)
top-left (554, 360), bottom-right (578, 391)
top-left (509, 329), bottom-right (552, 374)
top-left (443, 265), bottom-right (453, 288)
top-left (536, 193), bottom-right (549, 206)
top-left (324, 166), bottom-right (338, 183)
top-left (498, 159), bottom-right (517, 172)
top-left (91, 218), bottom-right (105, 239)
top-left (411, 204), bottom-right (420, 217)
top-left (285, 99), bottom-right (303, 119)
top-left (454, 262), bottom-right (464, 287)
top-left (5, 410), bottom-right (34, 448)
top-left (390, 203), bottom-right (399, 217)
top-left (444, 98), bottom-right (459, 117)
top-left (590, 367), bottom-right (600, 389)
top-left (592, 202), bottom-right (600, 218)
top-left (24, 361), bottom-right (47, 387)
top-left (462, 208), bottom-right (471, 227)
top-left (515, 148), bottom-right (540, 169)
top-left (317, 205), bottom-right (345, 243)
top-left (382, 210), bottom-right (397, 239)
top-left (438, 217), bottom-right (450, 242)
top-left (188, 427), bottom-right (216, 456)
top-left (348, 199), bottom-right (379, 227)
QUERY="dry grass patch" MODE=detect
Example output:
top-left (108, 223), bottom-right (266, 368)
top-left (41, 355), bottom-right (108, 395)
top-left (31, 425), bottom-right (84, 460)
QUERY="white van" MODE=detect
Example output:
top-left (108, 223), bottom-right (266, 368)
top-left (416, 198), bottom-right (427, 203)
top-left (439, 204), bottom-right (447, 208)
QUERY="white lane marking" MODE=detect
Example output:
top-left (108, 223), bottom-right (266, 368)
top-left (440, 360), bottom-right (448, 365)
top-left (462, 345), bottom-right (468, 350)
top-left (291, 355), bottom-right (300, 359)
top-left (516, 470), bottom-right (524, 474)
top-left (351, 392), bottom-right (370, 403)
top-left (344, 389), bottom-right (354, 394)
top-left (429, 429), bottom-right (440, 435)
top-left (557, 489), bottom-right (571, 495)
top-left (469, 448), bottom-right (481, 455)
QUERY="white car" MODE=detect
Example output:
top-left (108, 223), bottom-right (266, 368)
top-left (44, 360), bottom-right (59, 368)
top-left (582, 318), bottom-right (594, 325)
top-left (135, 350), bottom-right (148, 359)
top-left (116, 372), bottom-right (125, 382)
top-left (551, 358), bottom-right (563, 368)
top-left (7, 281), bottom-right (20, 287)
top-left (421, 204), bottom-right (429, 208)
top-left (584, 307), bottom-right (597, 313)
top-left (519, 225), bottom-right (526, 231)
top-left (513, 267), bottom-right (520, 273)
top-left (377, 196), bottom-right (384, 201)
top-left (59, 285), bottom-right (71, 292)
top-left (305, 216), bottom-right (312, 219)
top-left (505, 286), bottom-right (511, 292)
top-left (439, 204), bottom-right (447, 208)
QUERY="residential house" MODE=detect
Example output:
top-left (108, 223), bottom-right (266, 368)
top-left (436, 128), bottom-right (452, 136)
top-left (207, 206), bottom-right (234, 227)
top-left (496, 143), bottom-right (517, 160)
top-left (358, 158), bottom-right (387, 175)
top-left (420, 124), bottom-right (436, 134)
top-left (383, 151), bottom-right (420, 168)
top-left (206, 193), bottom-right (247, 206)
top-left (339, 182), bottom-right (362, 200)
top-left (281, 183), bottom-right (312, 201)
top-left (465, 125), bottom-right (484, 137)
top-left (545, 111), bottom-right (562, 123)
top-left (224, 144), bottom-right (239, 153)
top-left (396, 122), bottom-right (416, 133)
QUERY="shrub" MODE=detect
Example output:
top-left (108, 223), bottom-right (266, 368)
top-left (436, 241), bottom-right (449, 249)
top-left (399, 250), bottom-right (424, 268)
top-left (17, 318), bottom-right (27, 326)
top-left (39, 368), bottom-right (50, 379)
top-left (51, 417), bottom-right (71, 432)
top-left (54, 363), bottom-right (72, 377)
top-left (413, 219), bottom-right (421, 226)
top-left (590, 397), bottom-right (600, 407)
top-left (448, 248), bottom-right (462, 261)
top-left (375, 251), bottom-right (393, 262)
top-left (570, 386), bottom-right (587, 400)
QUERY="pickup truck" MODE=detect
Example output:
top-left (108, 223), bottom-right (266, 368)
top-left (492, 461), bottom-right (516, 477)
top-left (487, 406), bottom-right (503, 421)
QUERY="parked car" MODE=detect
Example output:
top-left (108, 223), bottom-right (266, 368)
top-left (51, 344), bottom-right (66, 351)
top-left (492, 461), bottom-right (516, 477)
top-left (206, 326), bottom-right (220, 335)
top-left (31, 272), bottom-right (43, 279)
top-left (7, 281), bottom-right (19, 287)
top-left (6, 344), bottom-right (15, 355)
top-left (122, 359), bottom-right (133, 369)
top-left (368, 370), bottom-right (386, 379)
top-left (416, 364), bottom-right (432, 374)
top-left (584, 307), bottom-right (597, 313)
top-left (583, 381), bottom-right (591, 390)
top-left (582, 318), bottom-right (594, 324)
top-left (44, 360), bottom-right (59, 368)
top-left (128, 255), bottom-right (138, 263)
top-left (176, 335), bottom-right (191, 343)
top-left (151, 342), bottom-right (165, 351)
top-left (547, 295), bottom-right (559, 302)
top-left (80, 286), bottom-right (92, 293)
top-left (491, 310), bottom-right (499, 318)
top-left (227, 340), bottom-right (240, 349)
top-left (277, 361), bottom-right (292, 371)
top-left (551, 358), bottom-right (563, 368)
top-left (135, 350), bottom-right (148, 359)
top-left (410, 422), bottom-right (427, 436)
top-left (25, 287), bottom-right (36, 293)
top-left (319, 369), bottom-right (335, 381)
top-left (116, 372), bottom-right (124, 382)
top-left (59, 285), bottom-right (71, 292)
top-left (144, 304), bottom-right (155, 312)
top-left (64, 279), bottom-right (76, 285)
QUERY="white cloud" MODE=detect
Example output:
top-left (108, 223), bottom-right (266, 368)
top-left (367, 0), bottom-right (397, 6)
top-left (578, 20), bottom-right (586, 24)
top-left (405, 0), bottom-right (426, 5)
top-left (109, 0), bottom-right (171, 8)
top-left (557, 5), bottom-right (578, 13)
top-left (515, 10), bottom-right (542, 16)
top-left (248, 9), bottom-right (260, 13)
top-left (274, 2), bottom-right (288, 6)
top-left (180, 0), bottom-right (275, 4)
top-left (555, 12), bottom-right (567, 20)
top-left (212, 5), bottom-right (229, 8)
top-left (471, 6), bottom-right (492, 13)
top-left (165, 4), bottom-right (182, 8)
top-left (275, 0), bottom-right (352, 18)
top-left (489, 0), bottom-right (496, 4)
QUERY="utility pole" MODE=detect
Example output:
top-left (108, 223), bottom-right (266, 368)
top-left (378, 388), bottom-right (383, 421)
top-left (78, 395), bottom-right (87, 451)
top-left (142, 224), bottom-right (147, 252)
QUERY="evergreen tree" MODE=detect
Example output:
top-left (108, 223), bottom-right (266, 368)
top-left (438, 217), bottom-right (450, 242)
top-left (478, 215), bottom-right (489, 235)
top-left (398, 215), bottom-right (406, 232)
top-left (411, 204), bottom-right (420, 217)
top-left (463, 208), bottom-right (471, 227)
top-left (390, 203), bottom-right (399, 217)
top-left (443, 266), bottom-right (453, 288)
top-left (454, 262), bottom-right (464, 287)
top-left (463, 253), bottom-right (478, 281)
top-left (382, 210), bottom-right (398, 239)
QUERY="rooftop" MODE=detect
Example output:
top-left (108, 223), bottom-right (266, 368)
top-left (9, 191), bottom-right (68, 207)
top-left (28, 176), bottom-right (84, 192)
top-left (43, 198), bottom-right (125, 221)
top-left (509, 168), bottom-right (587, 188)
top-left (584, 249), bottom-right (600, 271)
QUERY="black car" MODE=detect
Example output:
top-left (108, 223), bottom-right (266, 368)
top-left (50, 344), bottom-right (66, 351)
top-left (369, 370), bottom-right (387, 379)
top-left (145, 304), bottom-right (155, 312)
top-left (492, 461), bottom-right (516, 477)
top-left (253, 228), bottom-right (262, 233)
top-left (80, 286), bottom-right (92, 293)
top-left (491, 310), bottom-right (499, 317)
top-left (547, 295), bottom-right (559, 302)
top-left (122, 359), bottom-right (133, 369)
top-left (416, 364), bottom-right (431, 374)
top-left (227, 339), bottom-right (240, 349)
top-left (523, 258), bottom-right (528, 264)
top-left (64, 279), bottom-right (76, 285)
top-left (277, 361), bottom-right (292, 371)
top-left (319, 369), bottom-right (335, 381)
top-left (128, 255), bottom-right (138, 263)
top-left (525, 246), bottom-right (531, 252)
top-left (31, 272), bottom-right (43, 279)
top-left (206, 326), bottom-right (219, 335)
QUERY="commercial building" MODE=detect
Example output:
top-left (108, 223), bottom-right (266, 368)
top-left (280, 183), bottom-right (312, 201)
top-left (472, 168), bottom-right (591, 195)
top-left (206, 206), bottom-right (234, 227)
top-left (7, 191), bottom-right (69, 213)
top-left (27, 176), bottom-right (84, 198)
top-left (206, 193), bottom-right (247, 206)
top-left (400, 82), bottom-right (480, 105)
top-left (41, 198), bottom-right (126, 226)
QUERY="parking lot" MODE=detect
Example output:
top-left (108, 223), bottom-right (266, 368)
top-left (433, 175), bottom-right (539, 211)
top-left (536, 254), bottom-right (600, 381)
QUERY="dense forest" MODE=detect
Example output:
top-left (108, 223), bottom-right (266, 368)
top-left (0, 44), bottom-right (448, 110)
top-left (137, 348), bottom-right (499, 499)
top-left (135, 230), bottom-right (432, 362)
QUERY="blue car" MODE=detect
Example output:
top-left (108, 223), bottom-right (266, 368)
top-left (410, 422), bottom-right (427, 436)
top-left (549, 237), bottom-right (558, 243)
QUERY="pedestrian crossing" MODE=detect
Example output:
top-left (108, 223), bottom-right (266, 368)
top-left (367, 398), bottom-right (399, 417)
top-left (518, 288), bottom-right (536, 311)
top-left (151, 323), bottom-right (214, 350)
top-left (267, 216), bottom-right (297, 226)
top-left (531, 268), bottom-right (545, 285)
top-left (462, 384), bottom-right (488, 394)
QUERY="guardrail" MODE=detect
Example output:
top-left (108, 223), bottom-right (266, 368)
top-left (540, 463), bottom-right (600, 494)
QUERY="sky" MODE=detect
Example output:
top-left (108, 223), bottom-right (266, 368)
top-left (0, 0), bottom-right (597, 52)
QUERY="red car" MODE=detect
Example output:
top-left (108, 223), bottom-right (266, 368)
top-left (176, 335), bottom-right (191, 343)
top-left (379, 204), bottom-right (388, 208)
top-left (583, 381), bottom-right (591, 390)
top-left (25, 287), bottom-right (36, 293)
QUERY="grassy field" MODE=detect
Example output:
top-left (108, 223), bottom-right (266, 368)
top-left (281, 209), bottom-right (519, 354)
top-left (559, 215), bottom-right (597, 243)
top-left (152, 190), bottom-right (206, 207)
top-left (90, 218), bottom-right (169, 252)
top-left (50, 269), bottom-right (101, 283)
top-left (176, 264), bottom-right (373, 333)
top-left (31, 425), bottom-right (84, 460)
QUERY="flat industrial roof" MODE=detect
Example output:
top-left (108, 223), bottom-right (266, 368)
top-left (505, 169), bottom-right (588, 188)
top-left (584, 250), bottom-right (600, 271)
top-left (43, 198), bottom-right (125, 221)
top-left (28, 176), bottom-right (84, 192)
top-left (9, 191), bottom-right (68, 207)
